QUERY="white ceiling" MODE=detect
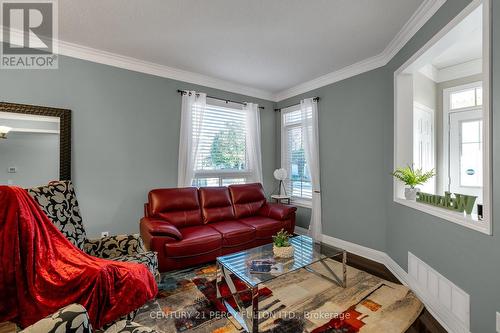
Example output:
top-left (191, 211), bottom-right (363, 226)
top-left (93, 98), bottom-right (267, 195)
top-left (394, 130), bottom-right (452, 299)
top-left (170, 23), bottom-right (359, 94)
top-left (431, 6), bottom-right (482, 70)
top-left (409, 5), bottom-right (483, 82)
top-left (55, 0), bottom-right (436, 99)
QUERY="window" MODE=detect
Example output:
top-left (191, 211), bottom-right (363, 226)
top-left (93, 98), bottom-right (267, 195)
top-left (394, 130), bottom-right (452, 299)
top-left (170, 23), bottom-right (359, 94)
top-left (394, 1), bottom-right (491, 234)
top-left (449, 86), bottom-right (483, 109)
top-left (281, 106), bottom-right (312, 205)
top-left (192, 102), bottom-right (251, 186)
top-left (444, 82), bottom-right (484, 209)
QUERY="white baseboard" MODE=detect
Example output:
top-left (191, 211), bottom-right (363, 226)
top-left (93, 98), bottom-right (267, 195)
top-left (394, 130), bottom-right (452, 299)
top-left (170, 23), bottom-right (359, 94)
top-left (294, 226), bottom-right (309, 236)
top-left (296, 226), bottom-right (387, 264)
top-left (294, 226), bottom-right (467, 333)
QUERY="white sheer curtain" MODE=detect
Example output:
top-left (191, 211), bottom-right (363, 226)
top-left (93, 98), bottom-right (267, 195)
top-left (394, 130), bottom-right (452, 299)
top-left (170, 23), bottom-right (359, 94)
top-left (244, 103), bottom-right (263, 183)
top-left (177, 91), bottom-right (207, 187)
top-left (301, 98), bottom-right (322, 242)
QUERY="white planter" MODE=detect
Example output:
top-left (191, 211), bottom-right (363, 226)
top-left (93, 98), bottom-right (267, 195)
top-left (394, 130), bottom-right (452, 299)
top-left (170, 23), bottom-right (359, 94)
top-left (404, 187), bottom-right (419, 200)
top-left (273, 245), bottom-right (294, 258)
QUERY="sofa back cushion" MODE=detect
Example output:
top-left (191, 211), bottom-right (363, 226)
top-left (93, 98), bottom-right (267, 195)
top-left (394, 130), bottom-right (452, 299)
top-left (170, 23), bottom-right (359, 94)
top-left (149, 187), bottom-right (202, 228)
top-left (228, 183), bottom-right (266, 219)
top-left (26, 180), bottom-right (87, 250)
top-left (199, 187), bottom-right (235, 223)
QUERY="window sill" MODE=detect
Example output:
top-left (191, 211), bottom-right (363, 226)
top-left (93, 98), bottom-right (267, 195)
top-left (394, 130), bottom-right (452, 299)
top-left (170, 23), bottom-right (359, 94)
top-left (394, 197), bottom-right (491, 235)
top-left (291, 199), bottom-right (312, 209)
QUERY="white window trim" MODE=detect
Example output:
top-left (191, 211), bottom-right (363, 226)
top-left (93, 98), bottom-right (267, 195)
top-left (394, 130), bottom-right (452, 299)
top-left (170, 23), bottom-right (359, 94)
top-left (193, 170), bottom-right (253, 186)
top-left (192, 100), bottom-right (251, 186)
top-left (393, 0), bottom-right (491, 235)
top-left (280, 105), bottom-right (312, 208)
top-left (442, 81), bottom-right (483, 195)
top-left (291, 198), bottom-right (312, 208)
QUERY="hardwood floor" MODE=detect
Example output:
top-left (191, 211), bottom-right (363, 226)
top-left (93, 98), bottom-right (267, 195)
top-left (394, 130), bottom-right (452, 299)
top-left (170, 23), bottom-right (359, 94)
top-left (341, 252), bottom-right (447, 333)
top-left (0, 322), bottom-right (16, 333)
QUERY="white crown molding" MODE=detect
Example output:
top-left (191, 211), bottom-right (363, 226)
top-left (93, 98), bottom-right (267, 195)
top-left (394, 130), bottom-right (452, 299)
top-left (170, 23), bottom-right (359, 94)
top-left (0, 111), bottom-right (59, 122)
top-left (381, 0), bottom-right (447, 62)
top-left (60, 40), bottom-right (275, 101)
top-left (272, 54), bottom-right (387, 102)
top-left (418, 59), bottom-right (483, 83)
top-left (437, 58), bottom-right (482, 82)
top-left (418, 63), bottom-right (439, 82)
top-left (0, 27), bottom-right (275, 102)
top-left (273, 0), bottom-right (446, 102)
top-left (0, 0), bottom-right (445, 103)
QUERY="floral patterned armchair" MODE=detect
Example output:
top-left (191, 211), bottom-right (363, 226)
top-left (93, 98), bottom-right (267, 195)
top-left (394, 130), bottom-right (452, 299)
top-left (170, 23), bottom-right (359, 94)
top-left (26, 180), bottom-right (158, 277)
top-left (19, 304), bottom-right (158, 333)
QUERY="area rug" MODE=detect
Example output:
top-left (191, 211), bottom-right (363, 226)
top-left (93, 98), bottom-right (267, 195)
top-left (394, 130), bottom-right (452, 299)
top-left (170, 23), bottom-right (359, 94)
top-left (133, 259), bottom-right (423, 333)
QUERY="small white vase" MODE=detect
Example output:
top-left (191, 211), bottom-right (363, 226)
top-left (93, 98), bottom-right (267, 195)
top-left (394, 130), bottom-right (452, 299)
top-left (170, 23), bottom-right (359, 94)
top-left (404, 187), bottom-right (419, 200)
top-left (273, 245), bottom-right (294, 258)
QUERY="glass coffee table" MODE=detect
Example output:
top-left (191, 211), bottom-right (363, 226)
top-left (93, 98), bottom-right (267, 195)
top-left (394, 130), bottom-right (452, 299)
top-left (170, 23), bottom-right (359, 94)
top-left (216, 235), bottom-right (346, 333)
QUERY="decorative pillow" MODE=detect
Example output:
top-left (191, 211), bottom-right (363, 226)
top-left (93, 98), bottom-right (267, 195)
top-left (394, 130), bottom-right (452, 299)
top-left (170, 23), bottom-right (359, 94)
top-left (26, 180), bottom-right (87, 250)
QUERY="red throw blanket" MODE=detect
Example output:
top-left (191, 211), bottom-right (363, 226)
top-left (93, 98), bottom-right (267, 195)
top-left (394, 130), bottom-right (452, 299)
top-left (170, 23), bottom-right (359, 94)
top-left (0, 186), bottom-right (158, 328)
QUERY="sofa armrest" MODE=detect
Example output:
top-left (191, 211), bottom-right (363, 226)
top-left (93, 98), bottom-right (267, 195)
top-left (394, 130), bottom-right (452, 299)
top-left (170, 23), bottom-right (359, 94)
top-left (140, 217), bottom-right (183, 240)
top-left (20, 304), bottom-right (91, 333)
top-left (259, 202), bottom-right (297, 220)
top-left (84, 234), bottom-right (146, 259)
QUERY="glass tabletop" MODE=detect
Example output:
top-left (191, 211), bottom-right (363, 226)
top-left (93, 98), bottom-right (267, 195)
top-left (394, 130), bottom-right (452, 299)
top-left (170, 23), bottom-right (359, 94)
top-left (216, 235), bottom-right (344, 287)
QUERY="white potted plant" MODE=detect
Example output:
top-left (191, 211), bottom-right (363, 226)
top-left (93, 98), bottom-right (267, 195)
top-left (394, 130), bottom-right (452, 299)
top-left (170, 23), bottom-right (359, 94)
top-left (272, 229), bottom-right (294, 258)
top-left (392, 165), bottom-right (435, 200)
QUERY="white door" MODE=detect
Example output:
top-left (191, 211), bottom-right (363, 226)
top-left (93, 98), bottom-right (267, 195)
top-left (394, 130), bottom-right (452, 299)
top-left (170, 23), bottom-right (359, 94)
top-left (448, 110), bottom-right (483, 205)
top-left (413, 103), bottom-right (435, 193)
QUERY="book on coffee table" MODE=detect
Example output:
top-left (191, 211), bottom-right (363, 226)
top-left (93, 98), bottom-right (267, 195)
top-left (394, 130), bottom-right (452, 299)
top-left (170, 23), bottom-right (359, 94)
top-left (248, 259), bottom-right (283, 274)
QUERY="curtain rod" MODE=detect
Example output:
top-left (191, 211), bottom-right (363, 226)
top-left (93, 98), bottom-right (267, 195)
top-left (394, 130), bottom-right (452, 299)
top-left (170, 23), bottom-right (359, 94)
top-left (274, 97), bottom-right (320, 112)
top-left (177, 90), bottom-right (265, 110)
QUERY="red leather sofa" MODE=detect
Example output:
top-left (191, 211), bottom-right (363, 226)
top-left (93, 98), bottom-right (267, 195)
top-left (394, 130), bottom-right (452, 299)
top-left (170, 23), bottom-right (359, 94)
top-left (140, 183), bottom-right (296, 272)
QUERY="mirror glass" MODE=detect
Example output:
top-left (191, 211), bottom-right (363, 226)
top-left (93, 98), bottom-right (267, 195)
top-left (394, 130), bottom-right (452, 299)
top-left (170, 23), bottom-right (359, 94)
top-left (0, 111), bottom-right (60, 187)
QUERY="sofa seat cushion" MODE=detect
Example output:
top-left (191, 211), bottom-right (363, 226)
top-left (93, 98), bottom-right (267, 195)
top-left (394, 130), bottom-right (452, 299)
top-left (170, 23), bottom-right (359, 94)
top-left (209, 221), bottom-right (256, 247)
top-left (239, 216), bottom-right (285, 239)
top-left (165, 225), bottom-right (222, 258)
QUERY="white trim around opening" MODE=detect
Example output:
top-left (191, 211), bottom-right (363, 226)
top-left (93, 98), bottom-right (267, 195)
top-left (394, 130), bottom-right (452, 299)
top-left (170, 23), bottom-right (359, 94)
top-left (393, 0), bottom-right (492, 235)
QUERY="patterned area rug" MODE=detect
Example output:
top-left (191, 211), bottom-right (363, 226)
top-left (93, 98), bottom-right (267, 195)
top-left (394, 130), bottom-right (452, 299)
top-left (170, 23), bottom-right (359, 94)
top-left (133, 259), bottom-right (423, 333)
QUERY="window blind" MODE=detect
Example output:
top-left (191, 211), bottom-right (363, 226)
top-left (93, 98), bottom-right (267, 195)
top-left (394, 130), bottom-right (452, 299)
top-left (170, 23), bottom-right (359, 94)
top-left (282, 108), bottom-right (312, 200)
top-left (194, 104), bottom-right (247, 172)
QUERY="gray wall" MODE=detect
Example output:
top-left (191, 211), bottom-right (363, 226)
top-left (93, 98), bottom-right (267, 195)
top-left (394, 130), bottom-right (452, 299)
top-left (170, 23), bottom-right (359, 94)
top-left (295, 206), bottom-right (311, 229)
top-left (0, 55), bottom-right (276, 237)
top-left (276, 68), bottom-right (391, 251)
top-left (0, 132), bottom-right (59, 187)
top-left (1, 0), bottom-right (497, 329)
top-left (277, 0), bottom-right (499, 331)
top-left (413, 71), bottom-right (437, 111)
top-left (386, 0), bottom-right (499, 332)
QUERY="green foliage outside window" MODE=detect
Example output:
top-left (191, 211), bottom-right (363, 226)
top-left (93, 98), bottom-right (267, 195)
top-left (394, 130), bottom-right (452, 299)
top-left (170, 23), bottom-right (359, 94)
top-left (205, 121), bottom-right (245, 170)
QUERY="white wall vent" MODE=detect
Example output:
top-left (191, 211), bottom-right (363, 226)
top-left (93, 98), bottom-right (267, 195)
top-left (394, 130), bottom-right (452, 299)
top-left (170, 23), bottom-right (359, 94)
top-left (408, 252), bottom-right (470, 333)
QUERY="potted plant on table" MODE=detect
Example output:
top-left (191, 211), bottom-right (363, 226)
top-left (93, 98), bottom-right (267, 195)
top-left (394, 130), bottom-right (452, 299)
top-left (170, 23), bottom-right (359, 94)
top-left (392, 165), bottom-right (435, 200)
top-left (272, 229), bottom-right (294, 258)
